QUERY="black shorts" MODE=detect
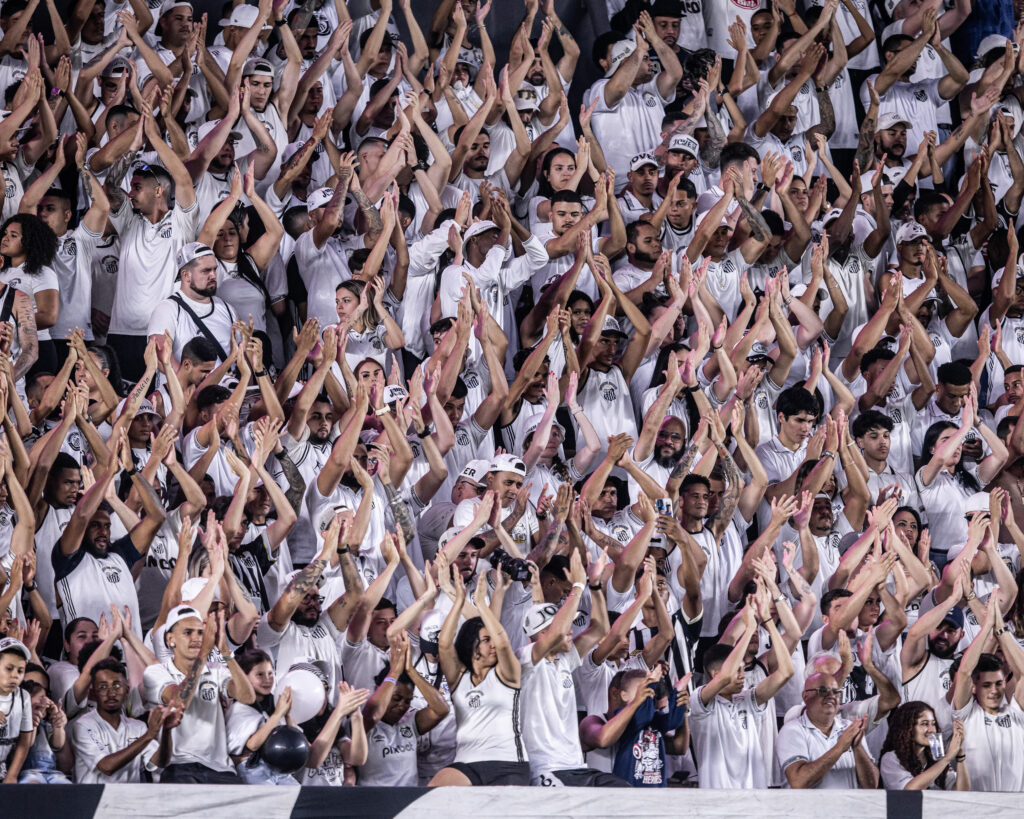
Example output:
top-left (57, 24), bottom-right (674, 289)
top-left (551, 768), bottom-right (632, 787)
top-left (448, 760), bottom-right (531, 786)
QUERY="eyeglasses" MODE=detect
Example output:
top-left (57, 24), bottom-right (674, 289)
top-left (810, 687), bottom-right (842, 698)
top-left (94, 681), bottom-right (126, 693)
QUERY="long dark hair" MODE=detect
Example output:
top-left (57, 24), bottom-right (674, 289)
top-left (921, 421), bottom-right (980, 492)
top-left (237, 649), bottom-right (276, 715)
top-left (454, 617), bottom-right (487, 671)
top-left (880, 701), bottom-right (949, 789)
top-left (1, 214), bottom-right (57, 275)
top-left (537, 147), bottom-right (578, 199)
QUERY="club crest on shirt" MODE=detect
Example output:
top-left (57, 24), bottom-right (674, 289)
top-left (159, 225), bottom-right (172, 239)
top-left (464, 372), bottom-right (479, 389)
top-left (467, 691), bottom-right (482, 708)
top-left (915, 89), bottom-right (927, 102)
top-left (600, 380), bottom-right (618, 402)
top-left (399, 723), bottom-right (414, 738)
top-left (315, 13), bottom-right (330, 36)
top-left (198, 680), bottom-right (218, 702)
top-left (102, 565), bottom-right (121, 584)
top-left (101, 255), bottom-right (119, 276)
top-left (62, 238), bottom-right (77, 257)
top-left (642, 92), bottom-right (658, 108)
top-left (730, 0), bottom-right (758, 8)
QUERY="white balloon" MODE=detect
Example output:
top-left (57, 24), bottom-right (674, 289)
top-left (276, 669), bottom-right (325, 723)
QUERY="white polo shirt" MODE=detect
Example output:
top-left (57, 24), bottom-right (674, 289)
top-left (691, 686), bottom-right (770, 789)
top-left (517, 643), bottom-right (584, 779)
top-left (142, 660), bottom-right (234, 772)
top-left (952, 696), bottom-right (1024, 793)
top-left (69, 709), bottom-right (155, 783)
top-left (776, 709), bottom-right (865, 789)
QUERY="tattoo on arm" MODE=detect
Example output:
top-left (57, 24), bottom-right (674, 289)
top-left (13, 295), bottom-right (37, 381)
top-left (176, 654), bottom-right (206, 706)
top-left (289, 558), bottom-right (326, 597)
top-left (352, 191), bottom-right (383, 232)
top-left (275, 451), bottom-right (306, 514)
top-left (701, 112), bottom-right (726, 170)
top-left (736, 194), bottom-right (770, 242)
top-left (338, 551), bottom-right (362, 595)
top-left (716, 446), bottom-right (741, 526)
top-left (854, 111), bottom-right (877, 171)
top-left (670, 440), bottom-right (701, 483)
top-left (383, 481), bottom-right (415, 544)
top-left (816, 88), bottom-right (835, 139)
top-left (79, 167), bottom-right (94, 200)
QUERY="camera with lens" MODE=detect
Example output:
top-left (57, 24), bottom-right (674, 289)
top-left (490, 547), bottom-right (532, 582)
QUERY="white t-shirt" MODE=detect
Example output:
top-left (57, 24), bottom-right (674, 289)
top-left (517, 643), bottom-right (584, 777)
top-left (358, 709), bottom-right (421, 786)
top-left (257, 612), bottom-right (342, 704)
top-left (690, 687), bottom-right (770, 789)
top-left (147, 291), bottom-right (236, 361)
top-left (0, 263), bottom-right (59, 342)
top-left (585, 78), bottom-right (673, 187)
top-left (952, 696), bottom-right (1024, 792)
top-left (69, 708), bottom-right (156, 783)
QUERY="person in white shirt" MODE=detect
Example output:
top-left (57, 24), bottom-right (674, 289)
top-left (517, 550), bottom-right (619, 786)
top-left (69, 657), bottom-right (173, 783)
top-left (878, 701), bottom-right (970, 790)
top-left (690, 592), bottom-right (795, 789)
top-left (358, 631), bottom-right (450, 786)
top-left (0, 638), bottom-right (34, 782)
top-left (142, 603), bottom-right (256, 783)
top-left (950, 597), bottom-right (1024, 792)
top-left (775, 670), bottom-right (879, 788)
top-left (148, 242), bottom-right (237, 365)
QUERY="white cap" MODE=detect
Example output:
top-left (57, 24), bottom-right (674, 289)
top-left (976, 34), bottom-right (1010, 60)
top-left (601, 315), bottom-right (628, 338)
top-left (176, 241), bottom-right (215, 269)
top-left (860, 170), bottom-right (890, 191)
top-left (514, 95), bottom-right (539, 112)
top-left (382, 384), bottom-right (408, 404)
top-left (164, 604), bottom-right (202, 633)
top-left (629, 152), bottom-right (658, 172)
top-left (180, 576), bottom-right (221, 603)
top-left (219, 5), bottom-right (269, 29)
top-left (522, 602), bottom-right (559, 636)
top-left (964, 491), bottom-right (990, 514)
top-left (116, 396), bottom-right (160, 420)
top-left (281, 141), bottom-right (304, 165)
top-left (242, 57), bottom-right (275, 78)
top-left (196, 119), bottom-right (243, 146)
top-left (606, 38), bottom-right (636, 77)
top-left (306, 187), bottom-right (335, 212)
top-left (0, 637), bottom-right (30, 661)
top-left (101, 56), bottom-right (130, 79)
top-left (1001, 97), bottom-right (1023, 139)
top-left (159, 0), bottom-right (191, 17)
top-left (419, 609), bottom-right (445, 644)
top-left (457, 459), bottom-right (490, 487)
top-left (489, 453), bottom-right (527, 477)
top-left (695, 207), bottom-right (729, 231)
top-left (877, 111), bottom-right (911, 132)
top-left (463, 220), bottom-right (499, 242)
top-left (895, 220), bottom-right (928, 244)
top-left (821, 207), bottom-right (844, 226)
top-left (668, 133), bottom-right (699, 157)
top-left (523, 412), bottom-right (565, 442)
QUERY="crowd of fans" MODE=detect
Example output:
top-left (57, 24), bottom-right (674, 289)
top-left (0, 0), bottom-right (1023, 793)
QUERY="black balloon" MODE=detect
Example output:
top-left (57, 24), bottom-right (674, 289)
top-left (261, 725), bottom-right (310, 774)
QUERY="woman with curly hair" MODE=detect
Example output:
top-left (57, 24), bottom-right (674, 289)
top-left (0, 213), bottom-right (59, 372)
top-left (879, 701), bottom-right (970, 790)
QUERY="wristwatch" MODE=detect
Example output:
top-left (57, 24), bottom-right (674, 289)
top-left (754, 182), bottom-right (770, 196)
top-left (821, 450), bottom-right (836, 460)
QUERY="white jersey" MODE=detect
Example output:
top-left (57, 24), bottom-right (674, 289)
top-left (690, 687), bottom-right (770, 789)
top-left (577, 365), bottom-right (638, 455)
top-left (517, 643), bottom-right (584, 777)
top-left (34, 504), bottom-right (73, 618)
top-left (52, 225), bottom-right (103, 341)
top-left (0, 688), bottom-right (33, 770)
top-left (257, 613), bottom-right (342, 704)
top-left (53, 540), bottom-right (143, 639)
top-left (70, 709), bottom-right (155, 783)
top-left (358, 710), bottom-right (420, 786)
top-left (902, 651), bottom-right (954, 736)
top-left (450, 667), bottom-right (526, 764)
top-left (952, 696), bottom-right (1024, 792)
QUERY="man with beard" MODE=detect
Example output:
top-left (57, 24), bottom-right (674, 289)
top-left (53, 431), bottom-right (166, 639)
top-left (613, 219), bottom-right (663, 301)
top-left (872, 111), bottom-right (912, 186)
top-left (877, 220), bottom-right (936, 306)
top-left (901, 573), bottom-right (967, 736)
top-left (148, 243), bottom-right (236, 364)
top-left (102, 105), bottom-right (198, 382)
top-left (259, 514), bottom-right (364, 706)
top-left (69, 658), bottom-right (177, 783)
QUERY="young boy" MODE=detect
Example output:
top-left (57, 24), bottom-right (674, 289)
top-left (0, 638), bottom-right (33, 782)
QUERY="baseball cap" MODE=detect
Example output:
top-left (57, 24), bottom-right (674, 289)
top-left (523, 602), bottom-right (559, 636)
top-left (877, 111), bottom-right (911, 131)
top-left (306, 187), bottom-right (335, 212)
top-left (964, 491), bottom-right (990, 515)
top-left (695, 207), bottom-right (729, 231)
top-left (419, 609), bottom-right (445, 647)
top-left (219, 4), bottom-right (269, 29)
top-left (821, 207), bottom-right (844, 226)
top-left (159, 0), bottom-right (191, 17)
top-left (976, 33), bottom-right (1010, 61)
top-left (859, 171), bottom-right (890, 191)
top-left (463, 220), bottom-right (500, 242)
top-left (895, 220), bottom-right (928, 245)
top-left (747, 340), bottom-right (772, 362)
top-left (489, 453), bottom-right (526, 477)
top-left (196, 119), bottom-right (242, 145)
top-left (0, 637), bottom-right (30, 661)
top-left (458, 459), bottom-right (490, 487)
top-left (514, 95), bottom-right (539, 112)
top-left (164, 604), bottom-right (202, 632)
top-left (668, 133), bottom-right (699, 157)
top-left (523, 412), bottom-right (566, 442)
top-left (101, 56), bottom-right (130, 79)
top-left (176, 241), bottom-right (215, 269)
top-left (382, 384), bottom-right (408, 404)
top-left (629, 152), bottom-right (658, 172)
top-left (1001, 97), bottom-right (1024, 139)
top-left (601, 315), bottom-right (628, 338)
top-left (605, 38), bottom-right (636, 77)
top-left (281, 141), bottom-right (304, 166)
top-left (242, 57), bottom-right (275, 78)
top-left (115, 396), bottom-right (160, 420)
top-left (180, 576), bottom-right (221, 603)
top-left (942, 606), bottom-right (965, 630)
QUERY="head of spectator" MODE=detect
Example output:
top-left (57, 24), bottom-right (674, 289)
top-left (237, 650), bottom-right (276, 714)
top-left (36, 187), bottom-right (74, 238)
top-left (859, 172), bottom-right (894, 219)
top-left (177, 243), bottom-right (219, 303)
top-left (74, 343), bottom-right (123, 398)
top-left (627, 153), bottom-right (660, 201)
top-left (90, 657), bottom-right (131, 718)
top-left (820, 588), bottom-right (856, 639)
top-left (934, 361), bottom-right (972, 416)
top-left (486, 455), bottom-right (526, 508)
top-left (287, 8), bottom-right (319, 60)
top-left (220, 5), bottom-right (268, 51)
top-left (892, 506), bottom-right (922, 550)
top-left (881, 31), bottom-right (919, 80)
top-left (801, 669), bottom-right (843, 728)
top-left (852, 410), bottom-right (894, 468)
top-left (0, 213), bottom-right (58, 274)
top-left (241, 57), bottom-right (275, 113)
top-left (0, 637), bottom-right (29, 696)
top-left (719, 142), bottom-right (760, 199)
top-left (607, 668), bottom-right (649, 715)
top-left (163, 604), bottom-right (205, 666)
top-left (749, 8), bottom-right (774, 48)
top-left (195, 385), bottom-right (232, 433)
top-left (511, 347), bottom-right (551, 404)
top-left (454, 615), bottom-right (497, 676)
top-left (523, 599), bottom-right (570, 659)
top-left (462, 219), bottom-right (501, 265)
top-left (372, 662), bottom-right (418, 725)
top-left (447, 533), bottom-right (483, 583)
top-left (594, 34), bottom-right (652, 87)
top-left (367, 599), bottom-right (398, 650)
top-left (80, 0), bottom-right (107, 46)
top-left (353, 358), bottom-right (386, 396)
top-left (875, 110), bottom-right (909, 161)
top-left (538, 555), bottom-right (572, 604)
top-left (566, 291), bottom-right (595, 340)
top-left (63, 617), bottom-right (99, 666)
top-left (775, 386), bottom-right (819, 449)
top-left (653, 416), bottom-right (687, 469)
top-left (450, 460), bottom-right (487, 507)
top-left (128, 163), bottom-right (174, 221)
top-left (178, 337), bottom-right (220, 389)
top-left (539, 148), bottom-right (578, 197)
top-left (359, 26), bottom-right (394, 80)
top-left (859, 346), bottom-right (896, 395)
top-left (896, 220), bottom-right (929, 274)
top-left (549, 190), bottom-right (586, 239)
top-left (0, 0), bottom-right (36, 50)
top-left (971, 652), bottom-right (1007, 714)
top-left (650, 0), bottom-right (681, 49)
top-left (704, 641), bottom-right (746, 696)
top-left (753, 210), bottom-right (787, 265)
top-left (665, 132), bottom-right (699, 178)
top-left (156, 0), bottom-right (193, 49)
top-left (678, 474), bottom-right (711, 528)
top-left (45, 452), bottom-right (83, 510)
top-left (624, 219), bottom-right (662, 271)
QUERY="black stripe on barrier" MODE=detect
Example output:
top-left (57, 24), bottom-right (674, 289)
top-left (290, 785), bottom-right (430, 818)
top-left (887, 788), bottom-right (922, 819)
top-left (1, 784), bottom-right (105, 819)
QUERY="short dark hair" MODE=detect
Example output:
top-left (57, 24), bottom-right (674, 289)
top-left (703, 643), bottom-right (734, 674)
top-left (680, 474), bottom-right (711, 494)
top-left (860, 347), bottom-right (895, 373)
top-left (195, 385), bottom-right (231, 412)
top-left (852, 410), bottom-right (894, 439)
top-left (52, 452), bottom-right (81, 474)
top-left (820, 588), bottom-right (853, 615)
top-left (550, 189), bottom-right (583, 206)
top-left (91, 657), bottom-right (127, 679)
top-left (937, 361), bottom-right (972, 387)
top-left (181, 337), bottom-right (221, 365)
top-left (592, 31), bottom-right (626, 69)
top-left (972, 652), bottom-right (1004, 682)
top-left (914, 189), bottom-right (947, 220)
top-left (776, 386), bottom-right (819, 419)
top-left (720, 142), bottom-right (759, 171)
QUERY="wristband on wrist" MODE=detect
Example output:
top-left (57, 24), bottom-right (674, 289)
top-left (571, 581), bottom-right (585, 592)
top-left (383, 676), bottom-right (397, 685)
top-left (588, 583), bottom-right (603, 591)
top-left (253, 369), bottom-right (268, 378)
top-left (374, 406), bottom-right (391, 416)
top-left (336, 546), bottom-right (350, 554)
top-left (23, 583), bottom-right (36, 592)
top-left (995, 626), bottom-right (1008, 636)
